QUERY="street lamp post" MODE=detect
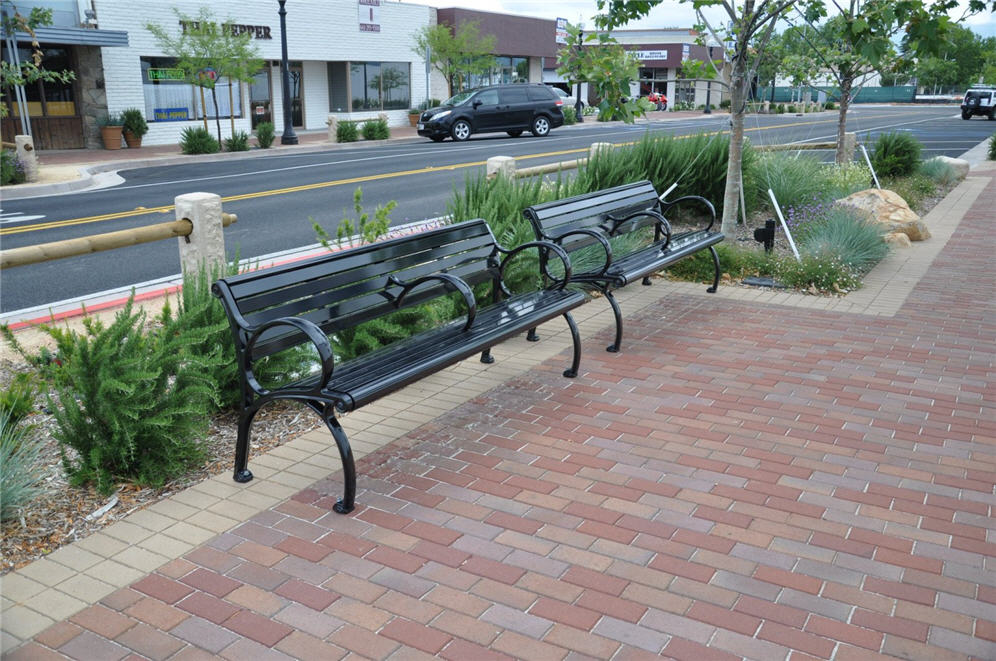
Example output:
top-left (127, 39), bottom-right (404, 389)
top-left (574, 29), bottom-right (584, 123)
top-left (278, 0), bottom-right (298, 145)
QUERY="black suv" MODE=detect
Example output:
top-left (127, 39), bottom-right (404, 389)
top-left (417, 84), bottom-right (565, 142)
top-left (961, 86), bottom-right (995, 120)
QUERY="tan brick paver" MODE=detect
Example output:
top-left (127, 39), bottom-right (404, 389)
top-left (3, 164), bottom-right (995, 659)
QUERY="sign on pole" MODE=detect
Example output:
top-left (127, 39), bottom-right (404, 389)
top-left (555, 17), bottom-right (568, 44)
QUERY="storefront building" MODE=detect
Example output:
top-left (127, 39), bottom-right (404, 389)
top-left (94, 0), bottom-right (435, 146)
top-left (1, 0), bottom-right (128, 149)
top-left (612, 29), bottom-right (727, 109)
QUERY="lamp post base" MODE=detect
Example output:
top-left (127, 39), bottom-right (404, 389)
top-left (281, 133), bottom-right (298, 145)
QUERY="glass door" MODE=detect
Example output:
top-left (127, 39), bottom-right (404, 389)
top-left (249, 69), bottom-right (271, 129)
top-left (289, 62), bottom-right (303, 127)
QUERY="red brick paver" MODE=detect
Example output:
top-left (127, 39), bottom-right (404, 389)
top-left (10, 168), bottom-right (996, 659)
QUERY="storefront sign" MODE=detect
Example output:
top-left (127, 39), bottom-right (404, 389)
top-left (634, 50), bottom-right (668, 61)
top-left (179, 20), bottom-right (272, 39)
top-left (153, 107), bottom-right (189, 122)
top-left (359, 0), bottom-right (380, 32)
top-left (147, 68), bottom-right (185, 81)
top-left (555, 17), bottom-right (568, 44)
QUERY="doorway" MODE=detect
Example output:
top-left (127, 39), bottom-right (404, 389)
top-left (288, 62), bottom-right (303, 127)
top-left (249, 68), bottom-right (271, 129)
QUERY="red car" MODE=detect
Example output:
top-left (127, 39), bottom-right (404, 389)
top-left (646, 92), bottom-right (668, 111)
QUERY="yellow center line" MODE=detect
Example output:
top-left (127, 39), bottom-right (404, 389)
top-left (1, 113), bottom-right (895, 237)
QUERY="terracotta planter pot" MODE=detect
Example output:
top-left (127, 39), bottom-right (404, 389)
top-left (408, 114), bottom-right (419, 127)
top-left (123, 130), bottom-right (142, 149)
top-left (101, 126), bottom-right (123, 150)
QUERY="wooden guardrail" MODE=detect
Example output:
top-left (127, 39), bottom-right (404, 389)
top-left (0, 212), bottom-right (237, 269)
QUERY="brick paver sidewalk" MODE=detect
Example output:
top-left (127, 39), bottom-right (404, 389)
top-left (4, 167), bottom-right (994, 659)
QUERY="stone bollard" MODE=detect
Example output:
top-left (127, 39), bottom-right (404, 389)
top-left (327, 115), bottom-right (338, 142)
top-left (589, 142), bottom-right (613, 158)
top-left (176, 192), bottom-right (226, 276)
top-left (377, 112), bottom-right (388, 125)
top-left (15, 135), bottom-right (39, 182)
top-left (486, 156), bottom-right (517, 180)
top-left (761, 101), bottom-right (770, 114)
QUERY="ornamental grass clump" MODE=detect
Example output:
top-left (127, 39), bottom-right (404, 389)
top-left (0, 410), bottom-right (45, 522)
top-left (180, 127), bottom-right (220, 155)
top-left (918, 158), bottom-right (959, 187)
top-left (31, 299), bottom-right (219, 494)
top-left (757, 154), bottom-right (831, 211)
top-left (796, 205), bottom-right (888, 274)
top-left (871, 131), bottom-right (922, 178)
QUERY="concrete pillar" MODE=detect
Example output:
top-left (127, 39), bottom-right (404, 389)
top-left (487, 156), bottom-right (516, 180)
top-left (176, 192), bottom-right (225, 276)
top-left (327, 115), bottom-right (338, 142)
top-left (842, 132), bottom-right (857, 163)
top-left (589, 142), bottom-right (613, 158)
top-left (14, 135), bottom-right (39, 182)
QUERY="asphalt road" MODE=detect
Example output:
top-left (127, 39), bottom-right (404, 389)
top-left (1, 105), bottom-right (991, 313)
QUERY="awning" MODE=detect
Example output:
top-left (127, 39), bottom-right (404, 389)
top-left (5, 26), bottom-right (128, 47)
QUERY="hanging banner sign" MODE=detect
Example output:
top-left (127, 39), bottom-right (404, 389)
top-left (198, 67), bottom-right (218, 82)
top-left (555, 17), bottom-right (568, 44)
top-left (359, 0), bottom-right (381, 33)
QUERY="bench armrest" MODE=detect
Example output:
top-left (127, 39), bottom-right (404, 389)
top-left (604, 209), bottom-right (673, 251)
top-left (660, 195), bottom-right (718, 233)
top-left (497, 239), bottom-right (574, 291)
top-left (552, 228), bottom-right (613, 276)
top-left (246, 316), bottom-right (335, 392)
top-left (387, 272), bottom-right (477, 331)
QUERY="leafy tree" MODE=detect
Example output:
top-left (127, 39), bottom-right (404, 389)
top-left (800, 0), bottom-right (989, 164)
top-left (0, 7), bottom-right (76, 119)
top-left (557, 24), bottom-right (646, 122)
top-left (597, 0), bottom-right (795, 235)
top-left (146, 8), bottom-right (262, 146)
top-left (412, 21), bottom-right (496, 97)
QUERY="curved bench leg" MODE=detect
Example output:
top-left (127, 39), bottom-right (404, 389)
top-left (707, 245), bottom-right (720, 293)
top-left (233, 403), bottom-right (263, 483)
top-left (526, 328), bottom-right (540, 342)
top-left (310, 403), bottom-right (357, 514)
top-left (604, 289), bottom-right (624, 353)
top-left (562, 312), bottom-right (581, 378)
top-left (642, 276), bottom-right (652, 286)
top-left (480, 348), bottom-right (495, 364)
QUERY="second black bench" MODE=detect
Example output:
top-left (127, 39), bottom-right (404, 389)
top-left (524, 180), bottom-right (723, 353)
top-left (213, 219), bottom-right (585, 513)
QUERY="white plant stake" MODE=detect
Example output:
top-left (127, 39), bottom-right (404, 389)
top-left (767, 188), bottom-right (801, 262)
top-left (860, 144), bottom-right (881, 190)
top-left (659, 181), bottom-right (678, 202)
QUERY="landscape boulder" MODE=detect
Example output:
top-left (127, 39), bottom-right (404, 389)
top-left (925, 155), bottom-right (970, 179)
top-left (837, 188), bottom-right (930, 241)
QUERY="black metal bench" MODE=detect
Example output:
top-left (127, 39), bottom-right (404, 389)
top-left (212, 219), bottom-right (585, 513)
top-left (524, 180), bottom-right (723, 353)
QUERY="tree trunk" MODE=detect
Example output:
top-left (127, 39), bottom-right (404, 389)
top-left (199, 86), bottom-right (209, 131)
top-left (228, 81), bottom-right (236, 137)
top-left (720, 54), bottom-right (747, 236)
top-left (835, 75), bottom-right (853, 165)
top-left (211, 86), bottom-right (223, 147)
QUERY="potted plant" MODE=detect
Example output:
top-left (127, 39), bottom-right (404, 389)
top-left (98, 113), bottom-right (124, 150)
top-left (121, 108), bottom-right (148, 148)
top-left (408, 108), bottom-right (421, 127)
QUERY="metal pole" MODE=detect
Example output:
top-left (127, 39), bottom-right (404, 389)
top-left (704, 80), bottom-right (712, 114)
top-left (574, 29), bottom-right (584, 123)
top-left (278, 0), bottom-right (298, 145)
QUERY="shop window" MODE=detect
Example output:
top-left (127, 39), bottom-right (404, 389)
top-left (140, 57), bottom-right (242, 123)
top-left (9, 45), bottom-right (75, 117)
top-left (349, 62), bottom-right (410, 111)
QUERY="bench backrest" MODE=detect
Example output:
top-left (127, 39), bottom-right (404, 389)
top-left (523, 180), bottom-right (662, 251)
top-left (212, 219), bottom-right (499, 358)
